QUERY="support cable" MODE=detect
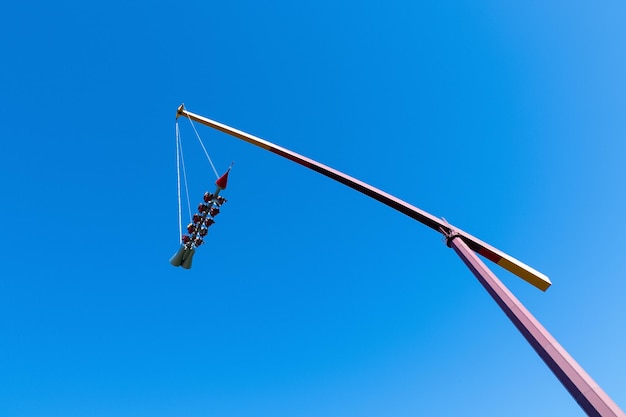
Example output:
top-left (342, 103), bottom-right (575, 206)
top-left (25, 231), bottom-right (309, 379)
top-left (177, 123), bottom-right (193, 223)
top-left (175, 121), bottom-right (183, 241)
top-left (186, 114), bottom-right (219, 179)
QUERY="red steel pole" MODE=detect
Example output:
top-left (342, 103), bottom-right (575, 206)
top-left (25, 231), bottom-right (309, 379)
top-left (446, 231), bottom-right (625, 417)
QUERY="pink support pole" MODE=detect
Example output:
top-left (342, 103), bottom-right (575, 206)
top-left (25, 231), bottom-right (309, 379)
top-left (447, 232), bottom-right (625, 417)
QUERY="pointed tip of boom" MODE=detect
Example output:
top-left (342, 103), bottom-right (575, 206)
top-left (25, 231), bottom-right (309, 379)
top-left (176, 103), bottom-right (185, 119)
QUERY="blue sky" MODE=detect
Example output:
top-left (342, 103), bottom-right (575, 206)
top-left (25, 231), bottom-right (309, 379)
top-left (1, 1), bottom-right (625, 416)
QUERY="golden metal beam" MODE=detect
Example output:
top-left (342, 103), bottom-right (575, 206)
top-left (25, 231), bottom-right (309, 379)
top-left (176, 104), bottom-right (551, 291)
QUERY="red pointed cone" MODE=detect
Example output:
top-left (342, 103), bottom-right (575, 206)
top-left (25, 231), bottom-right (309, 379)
top-left (215, 168), bottom-right (230, 190)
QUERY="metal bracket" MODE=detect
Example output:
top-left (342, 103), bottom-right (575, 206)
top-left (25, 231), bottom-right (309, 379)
top-left (176, 103), bottom-right (185, 119)
top-left (439, 217), bottom-right (461, 248)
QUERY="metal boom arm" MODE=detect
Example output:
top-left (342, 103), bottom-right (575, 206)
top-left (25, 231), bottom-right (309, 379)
top-left (177, 104), bottom-right (550, 291)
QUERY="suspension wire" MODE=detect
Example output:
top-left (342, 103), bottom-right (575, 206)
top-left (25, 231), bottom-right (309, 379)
top-left (186, 114), bottom-right (220, 179)
top-left (176, 121), bottom-right (183, 241)
top-left (178, 124), bottom-right (193, 223)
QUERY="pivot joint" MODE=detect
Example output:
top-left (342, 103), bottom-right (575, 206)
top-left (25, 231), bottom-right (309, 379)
top-left (439, 218), bottom-right (461, 248)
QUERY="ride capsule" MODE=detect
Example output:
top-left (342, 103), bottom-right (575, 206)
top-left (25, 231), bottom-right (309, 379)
top-left (171, 165), bottom-right (231, 270)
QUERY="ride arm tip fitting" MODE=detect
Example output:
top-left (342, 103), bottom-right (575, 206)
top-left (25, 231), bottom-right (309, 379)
top-left (176, 103), bottom-right (186, 119)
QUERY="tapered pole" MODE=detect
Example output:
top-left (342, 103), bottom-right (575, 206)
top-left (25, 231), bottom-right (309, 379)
top-left (446, 231), bottom-right (625, 417)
